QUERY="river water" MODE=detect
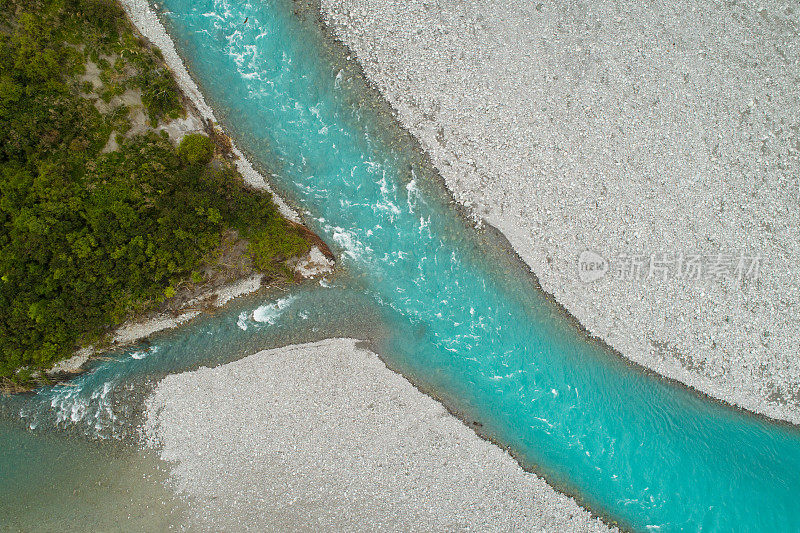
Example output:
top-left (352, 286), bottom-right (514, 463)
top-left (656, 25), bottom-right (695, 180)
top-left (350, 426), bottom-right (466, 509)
top-left (2, 0), bottom-right (799, 531)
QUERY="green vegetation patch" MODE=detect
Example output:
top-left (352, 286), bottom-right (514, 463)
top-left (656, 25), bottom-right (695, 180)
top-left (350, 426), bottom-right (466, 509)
top-left (0, 0), bottom-right (311, 386)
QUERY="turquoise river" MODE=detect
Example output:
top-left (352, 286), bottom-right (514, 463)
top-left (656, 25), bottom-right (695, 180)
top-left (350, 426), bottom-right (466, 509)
top-left (2, 0), bottom-right (800, 531)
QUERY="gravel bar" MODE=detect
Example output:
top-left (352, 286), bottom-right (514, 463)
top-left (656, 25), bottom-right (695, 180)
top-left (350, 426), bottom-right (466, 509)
top-left (144, 339), bottom-right (614, 532)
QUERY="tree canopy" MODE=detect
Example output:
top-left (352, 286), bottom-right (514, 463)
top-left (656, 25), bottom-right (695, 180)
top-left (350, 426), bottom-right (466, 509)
top-left (0, 0), bottom-right (311, 386)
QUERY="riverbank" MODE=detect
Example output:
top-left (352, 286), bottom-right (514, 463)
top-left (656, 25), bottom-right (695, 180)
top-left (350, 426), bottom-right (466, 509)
top-left (22, 0), bottom-right (335, 386)
top-left (46, 245), bottom-right (334, 380)
top-left (320, 0), bottom-right (800, 424)
top-left (144, 338), bottom-right (614, 532)
top-left (120, 0), bottom-right (301, 223)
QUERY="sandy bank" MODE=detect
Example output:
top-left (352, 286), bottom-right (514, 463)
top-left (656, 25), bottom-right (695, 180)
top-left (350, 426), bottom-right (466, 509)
top-left (320, 0), bottom-right (800, 423)
top-left (45, 275), bottom-right (263, 377)
top-left (53, 246), bottom-right (333, 372)
top-left (109, 274), bottom-right (263, 347)
top-left (143, 338), bottom-right (613, 532)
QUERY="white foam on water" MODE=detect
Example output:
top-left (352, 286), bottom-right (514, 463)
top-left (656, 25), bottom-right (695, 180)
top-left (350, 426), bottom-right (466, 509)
top-left (130, 346), bottom-right (160, 360)
top-left (419, 217), bottom-right (433, 240)
top-left (237, 311), bottom-right (249, 330)
top-left (328, 224), bottom-right (372, 262)
top-left (252, 295), bottom-right (297, 325)
top-left (200, 11), bottom-right (224, 22)
top-left (51, 387), bottom-right (87, 424)
top-left (405, 177), bottom-right (422, 213)
top-left (20, 378), bottom-right (122, 439)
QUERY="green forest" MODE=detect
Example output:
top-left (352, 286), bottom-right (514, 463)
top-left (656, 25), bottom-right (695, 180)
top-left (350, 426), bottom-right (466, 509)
top-left (0, 0), bottom-right (311, 387)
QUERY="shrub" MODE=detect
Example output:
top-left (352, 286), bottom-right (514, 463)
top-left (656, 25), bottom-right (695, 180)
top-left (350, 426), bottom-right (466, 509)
top-left (177, 133), bottom-right (215, 167)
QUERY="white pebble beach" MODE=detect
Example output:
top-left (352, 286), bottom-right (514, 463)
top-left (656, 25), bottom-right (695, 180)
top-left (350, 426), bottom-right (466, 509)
top-left (144, 339), bottom-right (614, 532)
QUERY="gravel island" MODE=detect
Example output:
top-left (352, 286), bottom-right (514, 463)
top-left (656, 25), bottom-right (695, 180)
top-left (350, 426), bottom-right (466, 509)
top-left (144, 339), bottom-right (613, 532)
